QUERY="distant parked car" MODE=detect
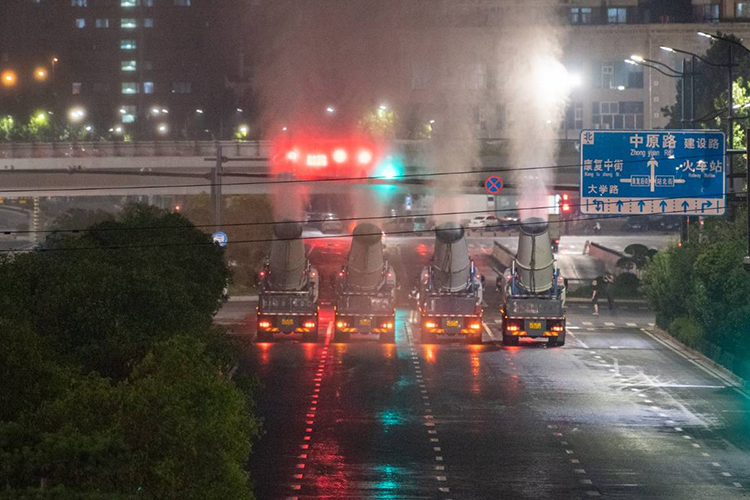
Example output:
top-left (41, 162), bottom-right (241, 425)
top-left (320, 214), bottom-right (343, 234)
top-left (651, 216), bottom-right (680, 232)
top-left (468, 215), bottom-right (500, 231)
top-left (624, 216), bottom-right (648, 232)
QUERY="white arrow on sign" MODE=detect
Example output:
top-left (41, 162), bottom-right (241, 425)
top-left (647, 157), bottom-right (658, 193)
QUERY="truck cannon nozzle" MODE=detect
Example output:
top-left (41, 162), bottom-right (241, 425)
top-left (346, 223), bottom-right (386, 291)
top-left (432, 221), bottom-right (472, 293)
top-left (516, 217), bottom-right (555, 293)
top-left (268, 220), bottom-right (308, 291)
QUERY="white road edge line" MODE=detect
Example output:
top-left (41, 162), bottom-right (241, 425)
top-left (641, 328), bottom-right (750, 401)
top-left (483, 322), bottom-right (499, 342)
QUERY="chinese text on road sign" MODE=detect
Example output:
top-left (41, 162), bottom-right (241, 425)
top-left (580, 130), bottom-right (726, 216)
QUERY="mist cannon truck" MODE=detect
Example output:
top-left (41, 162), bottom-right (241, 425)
top-left (256, 222), bottom-right (319, 342)
top-left (498, 217), bottom-right (566, 347)
top-left (334, 223), bottom-right (396, 343)
top-left (419, 222), bottom-right (484, 344)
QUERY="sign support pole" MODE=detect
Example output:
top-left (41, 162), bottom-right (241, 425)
top-left (745, 130), bottom-right (750, 271)
top-left (211, 144), bottom-right (223, 231)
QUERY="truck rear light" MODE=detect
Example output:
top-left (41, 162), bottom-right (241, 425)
top-left (551, 325), bottom-right (564, 332)
top-left (382, 322), bottom-right (394, 329)
top-left (304, 321), bottom-right (316, 329)
top-left (336, 321), bottom-right (347, 328)
top-left (424, 321), bottom-right (437, 329)
top-left (259, 320), bottom-right (271, 329)
top-left (506, 324), bottom-right (519, 332)
top-left (469, 322), bottom-right (481, 331)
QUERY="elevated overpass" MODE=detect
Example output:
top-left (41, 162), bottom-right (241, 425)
top-left (0, 140), bottom-right (581, 198)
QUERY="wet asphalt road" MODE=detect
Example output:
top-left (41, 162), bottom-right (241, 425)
top-left (233, 236), bottom-right (750, 499)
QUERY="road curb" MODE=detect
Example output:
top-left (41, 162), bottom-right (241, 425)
top-left (226, 295), bottom-right (257, 302)
top-left (646, 326), bottom-right (748, 392)
top-left (567, 297), bottom-right (649, 305)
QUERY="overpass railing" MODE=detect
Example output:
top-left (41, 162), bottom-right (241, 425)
top-left (0, 140), bottom-right (272, 159)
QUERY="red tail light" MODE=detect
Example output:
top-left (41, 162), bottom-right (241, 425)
top-left (259, 320), bottom-right (271, 329)
top-left (382, 322), bottom-right (394, 329)
top-left (469, 322), bottom-right (481, 331)
top-left (304, 321), bottom-right (316, 329)
top-left (551, 324), bottom-right (565, 332)
top-left (424, 321), bottom-right (437, 329)
top-left (506, 324), bottom-right (519, 332)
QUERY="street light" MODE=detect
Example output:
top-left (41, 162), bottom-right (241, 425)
top-left (68, 107), bottom-right (86, 123)
top-left (157, 123), bottom-right (169, 135)
top-left (196, 109), bottom-right (204, 114)
top-left (326, 106), bottom-right (335, 114)
top-left (33, 67), bottom-right (48, 82)
top-left (1, 70), bottom-right (17, 88)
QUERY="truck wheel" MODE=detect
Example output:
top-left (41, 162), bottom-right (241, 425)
top-left (421, 329), bottom-right (436, 344)
top-left (257, 331), bottom-right (272, 343)
top-left (503, 335), bottom-right (519, 346)
top-left (467, 332), bottom-right (483, 345)
top-left (380, 331), bottom-right (396, 344)
top-left (333, 330), bottom-right (350, 343)
top-left (302, 330), bottom-right (319, 343)
top-left (547, 338), bottom-right (558, 347)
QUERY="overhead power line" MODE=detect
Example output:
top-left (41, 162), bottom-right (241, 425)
top-left (0, 150), bottom-right (728, 194)
top-left (2, 199), bottom-right (744, 254)
top-left (1, 189), bottom-right (737, 236)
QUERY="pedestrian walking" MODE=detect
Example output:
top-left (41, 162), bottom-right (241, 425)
top-left (591, 279), bottom-right (599, 316)
top-left (408, 284), bottom-right (420, 324)
top-left (605, 274), bottom-right (615, 311)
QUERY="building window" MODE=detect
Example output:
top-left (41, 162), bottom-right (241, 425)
top-left (737, 3), bottom-right (750, 17)
top-left (120, 39), bottom-right (136, 50)
top-left (75, 18), bottom-right (86, 28)
top-left (565, 102), bottom-right (583, 130)
top-left (121, 105), bottom-right (136, 123)
top-left (121, 18), bottom-right (137, 29)
top-left (143, 82), bottom-right (154, 94)
top-left (144, 0), bottom-right (154, 5)
top-left (570, 7), bottom-right (592, 24)
top-left (607, 8), bottom-right (627, 24)
top-left (601, 62), bottom-right (614, 88)
top-left (95, 18), bottom-right (110, 28)
top-left (174, 0), bottom-right (191, 5)
top-left (142, 61), bottom-right (153, 70)
top-left (122, 82), bottom-right (139, 94)
top-left (695, 4), bottom-right (720, 22)
top-left (121, 0), bottom-right (137, 6)
top-left (593, 101), bottom-right (643, 130)
top-left (71, 0), bottom-right (87, 6)
top-left (171, 81), bottom-right (192, 94)
top-left (122, 60), bottom-right (137, 72)
top-left (143, 18), bottom-right (154, 28)
top-left (72, 82), bottom-right (82, 94)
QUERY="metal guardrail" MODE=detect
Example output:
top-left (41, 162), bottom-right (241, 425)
top-left (0, 140), bottom-right (272, 159)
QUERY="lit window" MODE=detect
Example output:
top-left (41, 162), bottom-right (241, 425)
top-left (122, 82), bottom-right (139, 94)
top-left (121, 0), bottom-right (137, 6)
top-left (171, 81), bottom-right (192, 94)
top-left (174, 0), bottom-right (191, 5)
top-left (121, 105), bottom-right (137, 123)
top-left (121, 18), bottom-right (137, 29)
top-left (122, 60), bottom-right (137, 72)
top-left (143, 18), bottom-right (154, 28)
top-left (75, 18), bottom-right (86, 28)
top-left (120, 39), bottom-right (136, 50)
top-left (95, 18), bottom-right (110, 28)
top-left (738, 3), bottom-right (750, 18)
top-left (72, 82), bottom-right (82, 94)
top-left (71, 0), bottom-right (87, 6)
top-left (143, 82), bottom-right (154, 94)
top-left (607, 7), bottom-right (627, 24)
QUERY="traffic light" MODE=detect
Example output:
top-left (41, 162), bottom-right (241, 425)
top-left (560, 193), bottom-right (571, 214)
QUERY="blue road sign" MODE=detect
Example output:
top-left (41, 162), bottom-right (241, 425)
top-left (212, 231), bottom-right (228, 247)
top-left (485, 175), bottom-right (504, 195)
top-left (580, 130), bottom-right (726, 216)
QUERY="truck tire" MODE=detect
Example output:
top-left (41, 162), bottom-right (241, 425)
top-left (467, 332), bottom-right (483, 345)
top-left (503, 335), bottom-right (519, 346)
top-left (420, 328), bottom-right (436, 344)
top-left (333, 330), bottom-right (350, 343)
top-left (257, 331), bottom-right (273, 343)
top-left (302, 330), bottom-right (318, 343)
top-left (380, 331), bottom-right (396, 344)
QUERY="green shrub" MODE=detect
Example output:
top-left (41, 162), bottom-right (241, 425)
top-left (668, 317), bottom-right (705, 350)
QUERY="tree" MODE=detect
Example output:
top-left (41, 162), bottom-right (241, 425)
top-left (0, 204), bottom-right (231, 379)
